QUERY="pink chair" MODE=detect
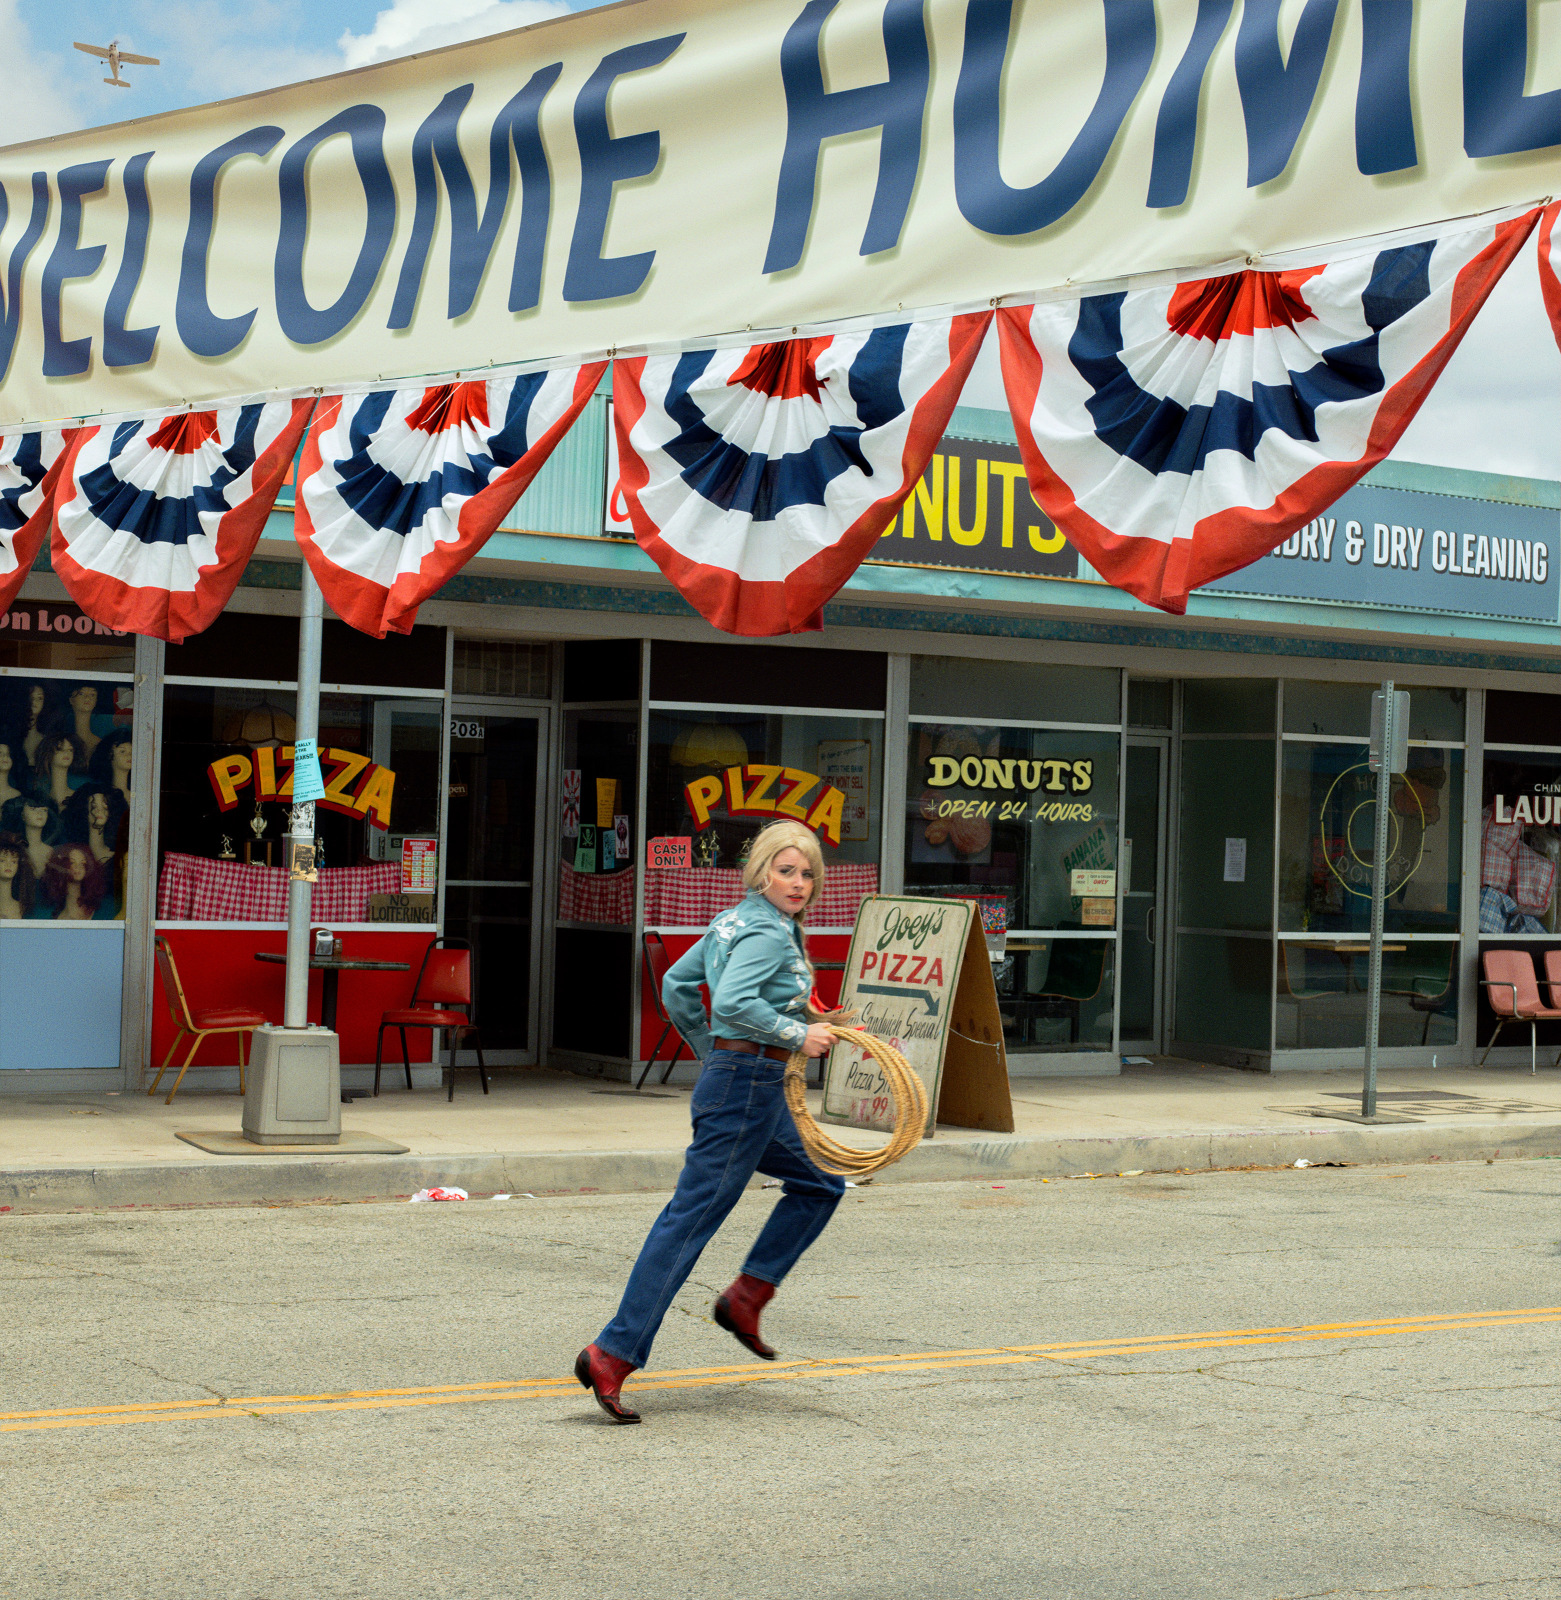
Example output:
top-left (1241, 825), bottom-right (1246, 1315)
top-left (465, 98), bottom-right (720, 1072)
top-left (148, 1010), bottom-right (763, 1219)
top-left (1479, 950), bottom-right (1561, 1073)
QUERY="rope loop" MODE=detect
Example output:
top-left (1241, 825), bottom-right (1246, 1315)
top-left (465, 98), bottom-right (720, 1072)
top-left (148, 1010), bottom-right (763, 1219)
top-left (783, 1026), bottom-right (928, 1177)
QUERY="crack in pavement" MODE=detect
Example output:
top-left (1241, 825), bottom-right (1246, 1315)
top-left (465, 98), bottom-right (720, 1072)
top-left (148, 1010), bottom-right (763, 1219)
top-left (1276, 1576), bottom-right (1561, 1598)
top-left (114, 1354), bottom-right (231, 1405)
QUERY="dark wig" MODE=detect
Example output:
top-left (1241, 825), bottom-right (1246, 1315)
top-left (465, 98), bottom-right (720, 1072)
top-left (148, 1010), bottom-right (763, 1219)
top-left (31, 730), bottom-right (82, 789)
top-left (63, 783), bottom-right (129, 850)
top-left (0, 791), bottom-right (63, 844)
top-left (89, 727), bottom-right (133, 789)
top-left (0, 831), bottom-right (36, 915)
top-left (41, 845), bottom-right (107, 915)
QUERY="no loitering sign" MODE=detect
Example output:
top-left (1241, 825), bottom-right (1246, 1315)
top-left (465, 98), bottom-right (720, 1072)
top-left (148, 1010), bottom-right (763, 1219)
top-left (821, 896), bottom-right (1012, 1138)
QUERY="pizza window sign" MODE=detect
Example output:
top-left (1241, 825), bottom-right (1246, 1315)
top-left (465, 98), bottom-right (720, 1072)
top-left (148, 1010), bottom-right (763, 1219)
top-left (684, 765), bottom-right (849, 847)
top-left (207, 747), bottom-right (396, 829)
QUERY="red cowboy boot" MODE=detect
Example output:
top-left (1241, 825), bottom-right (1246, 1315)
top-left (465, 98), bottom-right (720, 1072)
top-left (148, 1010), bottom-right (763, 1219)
top-left (713, 1273), bottom-right (778, 1360)
top-left (575, 1343), bottom-right (640, 1423)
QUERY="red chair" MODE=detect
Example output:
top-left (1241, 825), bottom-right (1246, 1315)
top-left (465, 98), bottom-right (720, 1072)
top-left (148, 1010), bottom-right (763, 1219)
top-left (148, 936), bottom-right (268, 1104)
top-left (1479, 949), bottom-right (1561, 1073)
top-left (636, 931), bottom-right (697, 1091)
top-left (375, 937), bottom-right (487, 1100)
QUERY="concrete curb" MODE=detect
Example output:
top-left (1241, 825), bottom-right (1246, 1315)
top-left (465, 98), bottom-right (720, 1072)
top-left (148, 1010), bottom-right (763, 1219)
top-left (3, 1117), bottom-right (1560, 1213)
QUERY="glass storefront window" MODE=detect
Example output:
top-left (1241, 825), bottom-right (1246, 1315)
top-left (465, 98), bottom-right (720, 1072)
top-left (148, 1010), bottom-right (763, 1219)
top-left (557, 709), bottom-right (637, 928)
top-left (1276, 942), bottom-right (1458, 1049)
top-left (156, 685), bottom-right (441, 923)
top-left (905, 723), bottom-right (1120, 931)
top-left (1480, 749), bottom-right (1561, 934)
top-left (905, 721), bottom-right (1119, 1056)
top-left (0, 674), bottom-right (135, 922)
top-left (1283, 681), bottom-right (1465, 742)
top-left (1279, 743), bottom-right (1464, 935)
top-left (643, 709), bottom-right (883, 928)
top-left (0, 602), bottom-right (135, 673)
top-left (910, 657), bottom-right (1119, 724)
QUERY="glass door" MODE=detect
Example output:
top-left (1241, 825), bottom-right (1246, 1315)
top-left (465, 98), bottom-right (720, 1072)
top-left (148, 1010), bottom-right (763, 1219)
top-left (443, 705), bottom-right (547, 1063)
top-left (1120, 737), bottom-right (1169, 1050)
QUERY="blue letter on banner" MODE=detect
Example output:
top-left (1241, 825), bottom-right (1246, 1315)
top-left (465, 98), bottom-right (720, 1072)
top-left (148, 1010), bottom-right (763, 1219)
top-left (1234, 0), bottom-right (1339, 187)
top-left (276, 106), bottom-right (397, 345)
top-left (1464, 0), bottom-right (1561, 157)
top-left (1146, 0), bottom-right (1234, 210)
top-left (0, 174), bottom-right (49, 385)
top-left (955, 0), bottom-right (1156, 238)
top-left (177, 127), bottom-right (284, 360)
top-left (41, 160), bottom-right (111, 378)
top-left (1355, 0), bottom-right (1417, 175)
top-left (389, 66), bottom-right (562, 329)
top-left (564, 35), bottom-right (685, 304)
top-left (763, 0), bottom-right (930, 275)
top-left (103, 151), bottom-right (159, 369)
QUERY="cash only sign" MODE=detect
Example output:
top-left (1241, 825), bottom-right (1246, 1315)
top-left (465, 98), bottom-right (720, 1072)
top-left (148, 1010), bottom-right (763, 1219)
top-left (821, 895), bottom-right (1013, 1138)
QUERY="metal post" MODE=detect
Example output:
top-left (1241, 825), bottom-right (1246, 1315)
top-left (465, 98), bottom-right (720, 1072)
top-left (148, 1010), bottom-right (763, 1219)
top-left (283, 567), bottom-right (323, 1028)
top-left (1362, 680), bottom-right (1395, 1119)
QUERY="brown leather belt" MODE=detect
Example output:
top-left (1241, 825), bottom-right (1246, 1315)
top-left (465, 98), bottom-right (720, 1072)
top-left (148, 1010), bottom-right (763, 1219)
top-left (713, 1036), bottom-right (793, 1063)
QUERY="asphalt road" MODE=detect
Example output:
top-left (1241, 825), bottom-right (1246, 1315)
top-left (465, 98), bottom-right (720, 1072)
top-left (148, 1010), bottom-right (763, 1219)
top-left (4, 1158), bottom-right (1560, 1600)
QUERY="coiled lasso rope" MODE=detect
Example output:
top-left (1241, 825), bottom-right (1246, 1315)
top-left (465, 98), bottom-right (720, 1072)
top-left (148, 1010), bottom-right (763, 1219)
top-left (783, 1026), bottom-right (929, 1177)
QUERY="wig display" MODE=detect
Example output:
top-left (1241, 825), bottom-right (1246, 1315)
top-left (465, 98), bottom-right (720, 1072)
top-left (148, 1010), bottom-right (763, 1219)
top-left (0, 831), bottom-right (36, 919)
top-left (89, 728), bottom-right (132, 797)
top-left (63, 783), bottom-right (129, 864)
top-left (32, 731), bottom-right (82, 807)
top-left (0, 738), bottom-right (22, 807)
top-left (41, 844), bottom-right (108, 920)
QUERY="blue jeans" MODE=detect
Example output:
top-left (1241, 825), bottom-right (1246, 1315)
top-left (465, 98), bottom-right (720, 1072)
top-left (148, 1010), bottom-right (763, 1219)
top-left (596, 1048), bottom-right (846, 1369)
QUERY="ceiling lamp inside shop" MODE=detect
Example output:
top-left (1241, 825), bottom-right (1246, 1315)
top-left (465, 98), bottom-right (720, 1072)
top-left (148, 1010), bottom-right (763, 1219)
top-left (670, 723), bottom-right (748, 770)
top-left (220, 699), bottom-right (297, 749)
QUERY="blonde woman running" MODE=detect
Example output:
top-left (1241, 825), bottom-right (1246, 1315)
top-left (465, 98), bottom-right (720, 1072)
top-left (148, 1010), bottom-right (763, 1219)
top-left (576, 819), bottom-right (843, 1423)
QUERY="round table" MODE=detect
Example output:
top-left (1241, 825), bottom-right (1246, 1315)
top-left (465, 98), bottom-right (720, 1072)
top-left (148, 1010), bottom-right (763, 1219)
top-left (253, 953), bottom-right (411, 1032)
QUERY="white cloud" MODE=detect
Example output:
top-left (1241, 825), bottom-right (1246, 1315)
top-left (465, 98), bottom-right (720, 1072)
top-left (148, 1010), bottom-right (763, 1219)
top-left (339, 0), bottom-right (571, 70)
top-left (0, 0), bottom-right (85, 146)
top-left (138, 1), bottom-right (338, 102)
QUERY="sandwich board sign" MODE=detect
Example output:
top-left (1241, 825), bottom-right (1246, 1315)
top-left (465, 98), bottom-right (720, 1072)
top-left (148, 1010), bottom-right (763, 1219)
top-left (820, 896), bottom-right (1012, 1138)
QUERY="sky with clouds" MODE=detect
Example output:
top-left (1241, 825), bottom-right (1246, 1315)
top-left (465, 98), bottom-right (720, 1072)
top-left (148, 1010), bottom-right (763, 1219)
top-left (1, 0), bottom-right (1557, 483)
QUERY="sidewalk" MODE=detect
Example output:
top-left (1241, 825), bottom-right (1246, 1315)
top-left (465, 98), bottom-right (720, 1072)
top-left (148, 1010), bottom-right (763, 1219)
top-left (4, 1059), bottom-right (1561, 1213)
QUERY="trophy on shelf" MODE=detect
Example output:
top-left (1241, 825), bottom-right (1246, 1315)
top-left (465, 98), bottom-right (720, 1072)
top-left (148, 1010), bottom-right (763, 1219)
top-left (218, 835), bottom-right (237, 861)
top-left (244, 803), bottom-right (272, 867)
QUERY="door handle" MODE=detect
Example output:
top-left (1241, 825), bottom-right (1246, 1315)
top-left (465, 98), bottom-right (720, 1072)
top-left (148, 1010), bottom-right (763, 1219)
top-left (1144, 902), bottom-right (1155, 944)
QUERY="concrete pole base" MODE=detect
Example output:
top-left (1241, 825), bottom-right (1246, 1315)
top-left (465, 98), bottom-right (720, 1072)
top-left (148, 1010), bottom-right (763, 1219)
top-left (242, 1025), bottom-right (342, 1145)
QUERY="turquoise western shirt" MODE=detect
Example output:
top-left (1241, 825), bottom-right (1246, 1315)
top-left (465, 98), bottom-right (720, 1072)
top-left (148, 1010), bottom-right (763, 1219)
top-left (661, 891), bottom-right (811, 1060)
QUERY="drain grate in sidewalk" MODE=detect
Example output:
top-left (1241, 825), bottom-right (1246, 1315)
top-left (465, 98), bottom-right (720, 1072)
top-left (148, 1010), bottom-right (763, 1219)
top-left (1273, 1091), bottom-right (1561, 1121)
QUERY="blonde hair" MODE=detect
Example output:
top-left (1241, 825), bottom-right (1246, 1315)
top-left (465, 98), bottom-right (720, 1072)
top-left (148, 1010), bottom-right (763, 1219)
top-left (742, 819), bottom-right (825, 924)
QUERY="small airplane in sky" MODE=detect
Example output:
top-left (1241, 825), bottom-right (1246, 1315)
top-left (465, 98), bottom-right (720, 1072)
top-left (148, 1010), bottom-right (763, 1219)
top-left (73, 39), bottom-right (160, 88)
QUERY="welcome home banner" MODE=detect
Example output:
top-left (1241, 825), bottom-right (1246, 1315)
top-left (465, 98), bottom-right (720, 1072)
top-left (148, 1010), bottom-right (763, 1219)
top-left (0, 0), bottom-right (1558, 431)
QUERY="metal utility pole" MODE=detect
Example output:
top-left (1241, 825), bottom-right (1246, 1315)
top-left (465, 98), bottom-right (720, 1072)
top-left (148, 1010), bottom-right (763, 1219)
top-left (283, 569), bottom-right (322, 1029)
top-left (1362, 684), bottom-right (1409, 1119)
top-left (241, 563), bottom-right (342, 1146)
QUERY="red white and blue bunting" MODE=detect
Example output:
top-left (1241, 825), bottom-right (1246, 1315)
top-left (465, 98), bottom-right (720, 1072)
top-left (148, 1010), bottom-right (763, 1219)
top-left (294, 365), bottom-right (607, 638)
top-left (613, 314), bottom-right (991, 634)
top-left (0, 431), bottom-right (72, 612)
top-left (997, 211), bottom-right (1537, 614)
top-left (51, 401), bottom-right (312, 642)
top-left (1535, 201), bottom-right (1561, 359)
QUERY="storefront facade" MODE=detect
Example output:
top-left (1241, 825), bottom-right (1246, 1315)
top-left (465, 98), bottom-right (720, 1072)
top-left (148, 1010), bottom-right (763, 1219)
top-left (5, 397), bottom-right (1561, 1089)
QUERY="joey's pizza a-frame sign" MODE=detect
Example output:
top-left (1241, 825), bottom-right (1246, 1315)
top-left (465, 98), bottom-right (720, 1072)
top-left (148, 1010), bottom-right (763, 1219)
top-left (821, 896), bottom-right (1013, 1138)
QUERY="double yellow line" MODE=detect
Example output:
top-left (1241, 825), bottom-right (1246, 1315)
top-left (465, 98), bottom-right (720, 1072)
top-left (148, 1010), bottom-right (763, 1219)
top-left (5, 1306), bottom-right (1557, 1434)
